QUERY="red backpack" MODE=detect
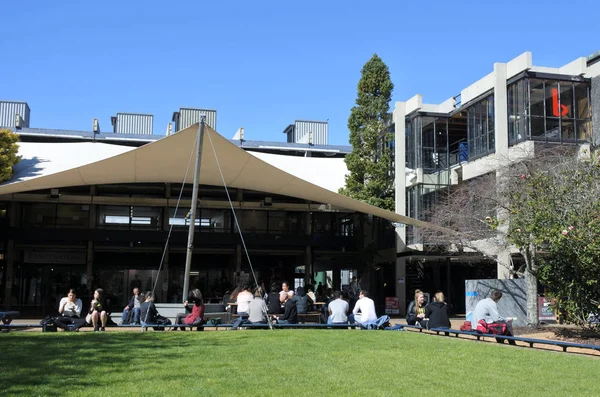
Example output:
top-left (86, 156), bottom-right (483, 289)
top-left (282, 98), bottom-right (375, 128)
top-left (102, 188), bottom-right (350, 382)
top-left (459, 321), bottom-right (472, 331)
top-left (476, 319), bottom-right (507, 335)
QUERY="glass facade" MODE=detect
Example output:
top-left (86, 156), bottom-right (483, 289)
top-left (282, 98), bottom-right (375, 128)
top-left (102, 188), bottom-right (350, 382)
top-left (508, 78), bottom-right (591, 144)
top-left (466, 95), bottom-right (495, 159)
top-left (405, 116), bottom-right (451, 171)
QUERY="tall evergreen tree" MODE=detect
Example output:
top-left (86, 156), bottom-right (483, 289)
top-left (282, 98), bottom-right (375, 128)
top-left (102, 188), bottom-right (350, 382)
top-left (0, 129), bottom-right (20, 182)
top-left (340, 54), bottom-right (395, 211)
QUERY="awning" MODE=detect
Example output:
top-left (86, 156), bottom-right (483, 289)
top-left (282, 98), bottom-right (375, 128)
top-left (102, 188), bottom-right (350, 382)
top-left (0, 124), bottom-right (442, 230)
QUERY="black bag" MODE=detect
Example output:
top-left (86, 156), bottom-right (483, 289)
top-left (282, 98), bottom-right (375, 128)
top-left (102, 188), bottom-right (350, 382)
top-left (40, 315), bottom-right (58, 332)
top-left (153, 315), bottom-right (172, 331)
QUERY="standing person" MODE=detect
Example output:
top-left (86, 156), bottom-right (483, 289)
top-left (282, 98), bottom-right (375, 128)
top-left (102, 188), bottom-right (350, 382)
top-left (121, 287), bottom-right (143, 325)
top-left (86, 288), bottom-right (109, 332)
top-left (349, 290), bottom-right (377, 325)
top-left (472, 290), bottom-right (516, 345)
top-left (348, 276), bottom-right (361, 309)
top-left (406, 291), bottom-right (427, 326)
top-left (425, 292), bottom-right (451, 329)
top-left (327, 290), bottom-right (349, 324)
top-left (55, 289), bottom-right (86, 331)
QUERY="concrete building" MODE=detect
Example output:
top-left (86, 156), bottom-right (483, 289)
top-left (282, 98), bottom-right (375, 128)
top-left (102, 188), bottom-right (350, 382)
top-left (392, 51), bottom-right (600, 314)
top-left (0, 108), bottom-right (428, 316)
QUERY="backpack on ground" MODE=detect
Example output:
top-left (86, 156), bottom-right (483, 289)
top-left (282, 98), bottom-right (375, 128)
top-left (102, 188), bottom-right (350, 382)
top-left (459, 321), bottom-right (472, 331)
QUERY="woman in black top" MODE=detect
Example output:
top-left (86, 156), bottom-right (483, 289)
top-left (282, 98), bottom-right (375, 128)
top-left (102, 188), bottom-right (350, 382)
top-left (425, 292), bottom-right (451, 329)
top-left (267, 283), bottom-right (282, 315)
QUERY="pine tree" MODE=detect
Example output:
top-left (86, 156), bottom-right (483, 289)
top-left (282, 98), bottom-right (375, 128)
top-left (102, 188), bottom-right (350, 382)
top-left (0, 129), bottom-right (21, 182)
top-left (340, 54), bottom-right (395, 211)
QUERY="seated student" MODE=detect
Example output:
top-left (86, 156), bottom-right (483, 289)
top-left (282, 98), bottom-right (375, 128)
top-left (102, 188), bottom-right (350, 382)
top-left (472, 290), bottom-right (516, 345)
top-left (279, 281), bottom-right (294, 306)
top-left (55, 289), bottom-right (86, 331)
top-left (140, 291), bottom-right (171, 331)
top-left (327, 290), bottom-right (349, 324)
top-left (349, 290), bottom-right (377, 325)
top-left (236, 283), bottom-right (253, 316)
top-left (267, 283), bottom-right (283, 315)
top-left (173, 289), bottom-right (205, 331)
top-left (406, 291), bottom-right (427, 326)
top-left (292, 286), bottom-right (313, 314)
top-left (247, 288), bottom-right (269, 324)
top-left (86, 288), bottom-right (109, 332)
top-left (405, 289), bottom-right (422, 322)
top-left (425, 292), bottom-right (451, 329)
top-left (273, 292), bottom-right (298, 324)
top-left (121, 287), bottom-right (143, 325)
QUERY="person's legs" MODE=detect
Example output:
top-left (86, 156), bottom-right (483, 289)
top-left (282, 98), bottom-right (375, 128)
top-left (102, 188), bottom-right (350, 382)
top-left (54, 316), bottom-right (72, 331)
top-left (133, 308), bottom-right (141, 324)
top-left (100, 311), bottom-right (107, 330)
top-left (327, 316), bottom-right (333, 325)
top-left (91, 311), bottom-right (99, 331)
top-left (174, 313), bottom-right (186, 330)
top-left (121, 309), bottom-right (129, 324)
top-left (73, 317), bottom-right (87, 330)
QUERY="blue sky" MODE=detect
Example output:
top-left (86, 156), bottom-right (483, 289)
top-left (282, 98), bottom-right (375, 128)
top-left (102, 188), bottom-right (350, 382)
top-left (1, 0), bottom-right (598, 145)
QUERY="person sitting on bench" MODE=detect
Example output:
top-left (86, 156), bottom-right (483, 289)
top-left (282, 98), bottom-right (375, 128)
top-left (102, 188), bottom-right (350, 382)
top-left (425, 292), bottom-right (451, 330)
top-left (247, 288), bottom-right (269, 324)
top-left (55, 289), bottom-right (86, 331)
top-left (349, 290), bottom-right (377, 326)
top-left (406, 290), bottom-right (426, 326)
top-left (273, 292), bottom-right (298, 324)
top-left (327, 290), bottom-right (349, 325)
top-left (173, 289), bottom-right (205, 331)
top-left (121, 287), bottom-right (143, 325)
top-left (86, 288), bottom-right (109, 332)
top-left (472, 290), bottom-right (516, 345)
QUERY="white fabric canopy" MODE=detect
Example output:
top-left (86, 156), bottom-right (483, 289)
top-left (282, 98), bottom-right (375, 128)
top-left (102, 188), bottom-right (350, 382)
top-left (0, 124), bottom-right (442, 230)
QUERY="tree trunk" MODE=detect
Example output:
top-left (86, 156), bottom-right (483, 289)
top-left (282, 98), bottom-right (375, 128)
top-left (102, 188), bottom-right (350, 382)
top-left (524, 269), bottom-right (539, 327)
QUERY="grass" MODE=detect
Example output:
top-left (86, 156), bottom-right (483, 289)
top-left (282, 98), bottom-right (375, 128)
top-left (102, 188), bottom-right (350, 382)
top-left (1, 330), bottom-right (599, 396)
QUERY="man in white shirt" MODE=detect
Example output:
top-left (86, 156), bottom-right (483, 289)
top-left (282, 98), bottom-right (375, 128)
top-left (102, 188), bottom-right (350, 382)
top-left (350, 290), bottom-right (377, 325)
top-left (327, 291), bottom-right (349, 324)
top-left (472, 290), bottom-right (515, 345)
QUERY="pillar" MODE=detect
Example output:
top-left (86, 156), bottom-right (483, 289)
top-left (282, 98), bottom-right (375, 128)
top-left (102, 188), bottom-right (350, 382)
top-left (393, 101), bottom-right (408, 314)
top-left (3, 240), bottom-right (14, 310)
top-left (86, 241), bottom-right (93, 291)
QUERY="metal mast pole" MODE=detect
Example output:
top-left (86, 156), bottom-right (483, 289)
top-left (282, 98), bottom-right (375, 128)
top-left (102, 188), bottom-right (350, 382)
top-left (182, 116), bottom-right (206, 302)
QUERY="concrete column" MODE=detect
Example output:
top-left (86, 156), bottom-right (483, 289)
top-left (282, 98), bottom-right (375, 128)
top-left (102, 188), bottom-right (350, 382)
top-left (393, 102), bottom-right (408, 313)
top-left (395, 257), bottom-right (407, 315)
top-left (591, 76), bottom-right (600, 147)
top-left (446, 258), bottom-right (452, 307)
top-left (86, 241), bottom-right (94, 291)
top-left (393, 101), bottom-right (407, 250)
top-left (304, 209), bottom-right (313, 283)
top-left (235, 244), bottom-right (242, 272)
top-left (3, 240), bottom-right (14, 310)
top-left (494, 62), bottom-right (509, 158)
top-left (494, 62), bottom-right (512, 279)
top-left (161, 248), bottom-right (169, 302)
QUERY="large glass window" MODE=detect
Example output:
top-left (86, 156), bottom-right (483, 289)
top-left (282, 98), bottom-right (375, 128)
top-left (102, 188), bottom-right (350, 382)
top-left (241, 210), bottom-right (267, 233)
top-left (22, 204), bottom-right (89, 228)
top-left (466, 95), bottom-right (495, 159)
top-left (97, 206), bottom-right (162, 230)
top-left (405, 117), bottom-right (418, 169)
top-left (509, 78), bottom-right (591, 144)
top-left (508, 79), bottom-right (528, 145)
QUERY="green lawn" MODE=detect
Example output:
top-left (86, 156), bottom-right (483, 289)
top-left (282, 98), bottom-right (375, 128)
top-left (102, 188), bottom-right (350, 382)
top-left (1, 330), bottom-right (598, 396)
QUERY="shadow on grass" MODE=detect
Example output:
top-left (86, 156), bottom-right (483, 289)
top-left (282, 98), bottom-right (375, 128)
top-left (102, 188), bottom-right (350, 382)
top-left (0, 333), bottom-right (221, 396)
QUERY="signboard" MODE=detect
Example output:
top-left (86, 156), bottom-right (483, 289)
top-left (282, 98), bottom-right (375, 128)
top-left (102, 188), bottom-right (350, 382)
top-left (538, 297), bottom-right (557, 321)
top-left (24, 251), bottom-right (86, 265)
top-left (385, 297), bottom-right (400, 315)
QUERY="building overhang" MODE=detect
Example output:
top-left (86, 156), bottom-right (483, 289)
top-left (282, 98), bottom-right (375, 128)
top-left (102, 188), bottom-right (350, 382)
top-left (0, 124), bottom-right (450, 232)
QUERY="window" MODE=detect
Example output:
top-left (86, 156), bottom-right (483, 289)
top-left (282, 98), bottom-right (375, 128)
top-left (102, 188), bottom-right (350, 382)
top-left (508, 79), bottom-right (528, 145)
top-left (511, 78), bottom-right (591, 144)
top-left (466, 95), bottom-right (495, 159)
top-left (202, 209), bottom-right (232, 232)
top-left (241, 210), bottom-right (267, 233)
top-left (97, 206), bottom-right (162, 230)
top-left (22, 204), bottom-right (89, 228)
